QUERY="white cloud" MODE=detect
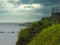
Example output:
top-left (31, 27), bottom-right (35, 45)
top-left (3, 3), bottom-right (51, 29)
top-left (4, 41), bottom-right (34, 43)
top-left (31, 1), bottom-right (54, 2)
top-left (0, 0), bottom-right (8, 2)
top-left (1, 2), bottom-right (43, 11)
top-left (0, 0), bottom-right (44, 22)
top-left (32, 4), bottom-right (42, 8)
top-left (14, 0), bottom-right (19, 2)
top-left (32, 13), bottom-right (43, 16)
top-left (17, 4), bottom-right (43, 10)
top-left (0, 0), bottom-right (43, 11)
top-left (4, 3), bottom-right (15, 11)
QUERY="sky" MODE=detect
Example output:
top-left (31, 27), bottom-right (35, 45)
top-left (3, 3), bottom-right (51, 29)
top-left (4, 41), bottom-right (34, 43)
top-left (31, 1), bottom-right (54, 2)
top-left (0, 0), bottom-right (58, 23)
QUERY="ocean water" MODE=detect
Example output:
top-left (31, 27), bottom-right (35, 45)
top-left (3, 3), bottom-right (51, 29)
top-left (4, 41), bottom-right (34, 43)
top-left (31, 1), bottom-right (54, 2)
top-left (0, 23), bottom-right (26, 45)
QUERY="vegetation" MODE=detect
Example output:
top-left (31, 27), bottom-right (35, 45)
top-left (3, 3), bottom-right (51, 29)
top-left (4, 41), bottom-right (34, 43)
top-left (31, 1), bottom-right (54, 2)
top-left (16, 17), bottom-right (51, 45)
top-left (28, 24), bottom-right (60, 45)
top-left (16, 12), bottom-right (60, 45)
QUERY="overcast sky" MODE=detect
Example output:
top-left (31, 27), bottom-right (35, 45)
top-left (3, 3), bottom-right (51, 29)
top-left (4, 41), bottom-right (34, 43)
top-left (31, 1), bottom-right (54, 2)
top-left (0, 0), bottom-right (58, 23)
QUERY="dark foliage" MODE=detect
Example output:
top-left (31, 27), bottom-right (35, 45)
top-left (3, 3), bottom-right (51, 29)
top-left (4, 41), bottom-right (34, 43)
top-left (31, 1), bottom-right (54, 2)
top-left (16, 17), bottom-right (51, 45)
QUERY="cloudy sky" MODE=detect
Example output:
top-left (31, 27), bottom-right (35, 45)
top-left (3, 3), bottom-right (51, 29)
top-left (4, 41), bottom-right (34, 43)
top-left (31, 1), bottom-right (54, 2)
top-left (0, 0), bottom-right (58, 23)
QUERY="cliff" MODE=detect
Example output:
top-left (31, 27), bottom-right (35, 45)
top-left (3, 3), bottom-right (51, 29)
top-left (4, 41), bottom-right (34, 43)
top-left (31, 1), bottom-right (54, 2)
top-left (16, 17), bottom-right (51, 45)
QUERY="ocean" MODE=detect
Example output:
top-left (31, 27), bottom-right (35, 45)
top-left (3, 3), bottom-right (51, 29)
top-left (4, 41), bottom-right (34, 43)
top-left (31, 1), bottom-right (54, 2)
top-left (0, 23), bottom-right (26, 45)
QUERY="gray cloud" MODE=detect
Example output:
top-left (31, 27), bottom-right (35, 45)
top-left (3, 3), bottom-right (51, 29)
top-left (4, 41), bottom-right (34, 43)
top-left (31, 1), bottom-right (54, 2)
top-left (0, 0), bottom-right (57, 22)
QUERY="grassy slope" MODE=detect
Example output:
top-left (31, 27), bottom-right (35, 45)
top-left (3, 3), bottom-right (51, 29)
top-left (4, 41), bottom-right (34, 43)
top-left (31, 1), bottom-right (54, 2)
top-left (16, 17), bottom-right (51, 45)
top-left (28, 24), bottom-right (60, 45)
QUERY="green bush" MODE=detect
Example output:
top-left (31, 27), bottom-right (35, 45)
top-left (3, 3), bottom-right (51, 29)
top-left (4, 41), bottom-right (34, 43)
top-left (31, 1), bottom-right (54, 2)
top-left (16, 17), bottom-right (51, 45)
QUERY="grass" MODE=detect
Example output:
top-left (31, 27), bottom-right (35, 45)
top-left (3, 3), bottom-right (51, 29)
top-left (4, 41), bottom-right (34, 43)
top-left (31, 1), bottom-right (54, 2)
top-left (28, 24), bottom-right (60, 45)
top-left (16, 17), bottom-right (51, 45)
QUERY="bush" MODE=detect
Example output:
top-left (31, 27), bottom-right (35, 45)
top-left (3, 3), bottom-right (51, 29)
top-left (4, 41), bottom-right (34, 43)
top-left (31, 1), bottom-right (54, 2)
top-left (16, 17), bottom-right (51, 45)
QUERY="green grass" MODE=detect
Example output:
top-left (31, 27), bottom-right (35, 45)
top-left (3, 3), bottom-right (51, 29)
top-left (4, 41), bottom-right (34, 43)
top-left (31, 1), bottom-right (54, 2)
top-left (28, 24), bottom-right (60, 45)
top-left (16, 17), bottom-right (51, 45)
